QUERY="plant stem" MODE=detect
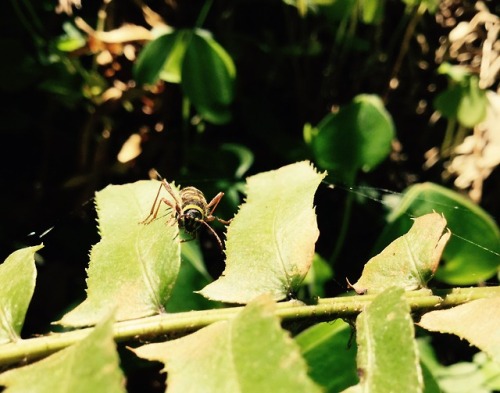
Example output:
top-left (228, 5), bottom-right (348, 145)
top-left (383, 1), bottom-right (426, 103)
top-left (195, 0), bottom-right (214, 29)
top-left (1, 286), bottom-right (498, 367)
top-left (441, 117), bottom-right (457, 157)
top-left (329, 185), bottom-right (354, 267)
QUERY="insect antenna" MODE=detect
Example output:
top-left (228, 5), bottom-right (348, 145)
top-left (197, 219), bottom-right (225, 251)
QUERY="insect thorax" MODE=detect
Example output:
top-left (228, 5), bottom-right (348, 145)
top-left (179, 187), bottom-right (208, 233)
top-left (180, 187), bottom-right (207, 208)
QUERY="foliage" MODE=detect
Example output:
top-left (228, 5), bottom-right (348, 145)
top-left (1, 162), bottom-right (500, 393)
top-left (2, 0), bottom-right (500, 392)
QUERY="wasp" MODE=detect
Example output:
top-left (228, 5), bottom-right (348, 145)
top-left (140, 171), bottom-right (231, 249)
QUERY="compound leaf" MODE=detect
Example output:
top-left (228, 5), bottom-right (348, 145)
top-left (199, 161), bottom-right (325, 303)
top-left (352, 212), bottom-right (450, 294)
top-left (58, 180), bottom-right (181, 327)
top-left (346, 287), bottom-right (422, 393)
top-left (132, 295), bottom-right (322, 393)
top-left (0, 245), bottom-right (41, 344)
top-left (419, 297), bottom-right (500, 363)
top-left (0, 313), bottom-right (125, 393)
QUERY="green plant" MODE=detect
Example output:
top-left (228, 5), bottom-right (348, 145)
top-left (1, 161), bottom-right (499, 392)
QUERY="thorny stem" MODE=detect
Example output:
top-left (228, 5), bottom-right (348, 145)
top-left (1, 286), bottom-right (499, 367)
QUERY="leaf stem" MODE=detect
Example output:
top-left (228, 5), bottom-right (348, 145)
top-left (1, 286), bottom-right (498, 367)
top-left (329, 186), bottom-right (354, 267)
top-left (195, 0), bottom-right (213, 29)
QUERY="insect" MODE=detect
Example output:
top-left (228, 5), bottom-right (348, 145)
top-left (140, 171), bottom-right (231, 249)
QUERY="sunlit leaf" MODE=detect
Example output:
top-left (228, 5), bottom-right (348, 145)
top-left (58, 180), bottom-right (181, 327)
top-left (374, 182), bottom-right (500, 285)
top-left (419, 297), bottom-right (500, 363)
top-left (0, 313), bottom-right (125, 393)
top-left (0, 245), bottom-right (41, 344)
top-left (351, 212), bottom-right (450, 294)
top-left (347, 287), bottom-right (422, 392)
top-left (199, 161), bottom-right (325, 303)
top-left (295, 320), bottom-right (358, 392)
top-left (132, 295), bottom-right (322, 393)
top-left (311, 94), bottom-right (395, 184)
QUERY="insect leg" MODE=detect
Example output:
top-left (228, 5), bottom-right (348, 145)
top-left (140, 196), bottom-right (177, 225)
top-left (140, 182), bottom-right (165, 224)
top-left (159, 178), bottom-right (183, 211)
top-left (206, 192), bottom-right (224, 215)
top-left (140, 178), bottom-right (182, 224)
top-left (205, 192), bottom-right (232, 225)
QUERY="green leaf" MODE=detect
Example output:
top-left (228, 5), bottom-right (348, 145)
top-left (199, 161), bottom-right (326, 303)
top-left (301, 253), bottom-right (334, 298)
top-left (134, 30), bottom-right (186, 85)
top-left (416, 338), bottom-right (444, 393)
top-left (166, 241), bottom-right (219, 312)
top-left (220, 143), bottom-right (254, 179)
top-left (421, 362), bottom-right (442, 393)
top-left (295, 320), bottom-right (358, 392)
top-left (351, 212), bottom-right (450, 294)
top-left (419, 297), bottom-right (500, 363)
top-left (159, 30), bottom-right (190, 84)
top-left (182, 30), bottom-right (236, 124)
top-left (0, 245), bottom-right (41, 344)
top-left (374, 182), bottom-right (500, 285)
top-left (419, 338), bottom-right (500, 393)
top-left (402, 0), bottom-right (440, 13)
top-left (434, 66), bottom-right (488, 127)
top-left (437, 63), bottom-right (470, 83)
top-left (360, 0), bottom-right (384, 24)
top-left (58, 180), bottom-right (181, 327)
top-left (132, 295), bottom-right (322, 393)
top-left (0, 313), bottom-right (125, 393)
top-left (348, 287), bottom-right (422, 392)
top-left (311, 94), bottom-right (395, 184)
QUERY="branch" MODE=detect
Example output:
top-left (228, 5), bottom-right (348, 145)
top-left (1, 286), bottom-right (498, 367)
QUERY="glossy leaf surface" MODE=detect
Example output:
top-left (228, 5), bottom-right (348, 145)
top-left (182, 30), bottom-right (236, 124)
top-left (311, 94), bottom-right (395, 184)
